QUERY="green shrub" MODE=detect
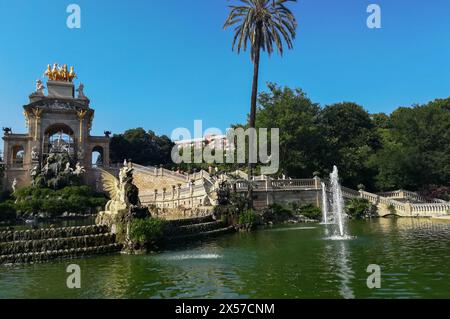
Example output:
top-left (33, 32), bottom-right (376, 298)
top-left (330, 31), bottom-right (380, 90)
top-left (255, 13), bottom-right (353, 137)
top-left (15, 198), bottom-right (43, 215)
top-left (0, 201), bottom-right (17, 221)
top-left (269, 203), bottom-right (294, 216)
top-left (42, 198), bottom-right (67, 217)
top-left (129, 217), bottom-right (166, 245)
top-left (88, 197), bottom-right (108, 209)
top-left (298, 204), bottom-right (322, 220)
top-left (346, 198), bottom-right (377, 219)
top-left (238, 209), bottom-right (258, 225)
top-left (0, 190), bottom-right (11, 203)
top-left (11, 185), bottom-right (108, 216)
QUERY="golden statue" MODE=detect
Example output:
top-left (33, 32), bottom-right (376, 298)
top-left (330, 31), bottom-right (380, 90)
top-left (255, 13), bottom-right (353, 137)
top-left (59, 64), bottom-right (68, 81)
top-left (44, 64), bottom-right (52, 80)
top-left (51, 63), bottom-right (60, 81)
top-left (68, 66), bottom-right (77, 82)
top-left (44, 63), bottom-right (77, 82)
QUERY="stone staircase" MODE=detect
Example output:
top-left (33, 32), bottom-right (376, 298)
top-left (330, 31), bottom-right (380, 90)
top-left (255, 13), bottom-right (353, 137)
top-left (0, 225), bottom-right (121, 265)
top-left (164, 215), bottom-right (234, 241)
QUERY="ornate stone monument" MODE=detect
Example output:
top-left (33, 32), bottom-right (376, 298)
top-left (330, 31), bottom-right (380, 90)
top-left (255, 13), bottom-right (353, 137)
top-left (1, 64), bottom-right (111, 191)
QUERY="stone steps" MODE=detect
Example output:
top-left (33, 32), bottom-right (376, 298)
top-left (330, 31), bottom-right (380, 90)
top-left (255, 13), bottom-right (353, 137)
top-left (166, 215), bottom-right (214, 227)
top-left (0, 233), bottom-right (116, 255)
top-left (166, 226), bottom-right (235, 242)
top-left (0, 225), bottom-right (110, 242)
top-left (0, 225), bottom-right (120, 265)
top-left (0, 243), bottom-right (122, 265)
top-left (164, 214), bottom-right (234, 242)
top-left (169, 221), bottom-right (226, 236)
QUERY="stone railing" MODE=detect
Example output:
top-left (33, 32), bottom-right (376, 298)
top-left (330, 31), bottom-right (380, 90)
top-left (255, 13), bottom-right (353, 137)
top-left (234, 178), bottom-right (318, 192)
top-left (133, 164), bottom-right (187, 181)
top-left (140, 181), bottom-right (213, 209)
top-left (377, 189), bottom-right (443, 203)
top-left (410, 203), bottom-right (450, 215)
top-left (357, 190), bottom-right (450, 216)
top-left (137, 171), bottom-right (450, 217)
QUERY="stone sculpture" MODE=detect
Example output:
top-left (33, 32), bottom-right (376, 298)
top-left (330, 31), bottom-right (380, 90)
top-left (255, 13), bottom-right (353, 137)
top-left (96, 160), bottom-right (147, 236)
top-left (35, 79), bottom-right (45, 95)
top-left (31, 146), bottom-right (39, 161)
top-left (76, 83), bottom-right (86, 99)
top-left (11, 178), bottom-right (17, 193)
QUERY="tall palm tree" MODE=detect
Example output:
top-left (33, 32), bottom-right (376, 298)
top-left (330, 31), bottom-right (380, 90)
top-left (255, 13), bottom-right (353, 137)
top-left (224, 0), bottom-right (297, 207)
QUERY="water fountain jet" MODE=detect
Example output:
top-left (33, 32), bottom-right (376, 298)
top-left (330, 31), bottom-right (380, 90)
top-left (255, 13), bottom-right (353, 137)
top-left (327, 166), bottom-right (353, 240)
top-left (321, 182), bottom-right (329, 224)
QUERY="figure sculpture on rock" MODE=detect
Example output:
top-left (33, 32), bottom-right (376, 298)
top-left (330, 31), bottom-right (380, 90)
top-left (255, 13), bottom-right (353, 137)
top-left (96, 160), bottom-right (147, 235)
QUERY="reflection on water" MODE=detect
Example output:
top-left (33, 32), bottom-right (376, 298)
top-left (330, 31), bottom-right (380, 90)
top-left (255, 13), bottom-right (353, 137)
top-left (1, 219), bottom-right (450, 299)
top-left (158, 253), bottom-right (222, 261)
top-left (335, 242), bottom-right (355, 299)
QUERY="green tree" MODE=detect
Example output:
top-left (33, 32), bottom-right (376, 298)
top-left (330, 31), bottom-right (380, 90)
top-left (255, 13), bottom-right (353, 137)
top-left (370, 100), bottom-right (450, 191)
top-left (256, 83), bottom-right (324, 177)
top-left (345, 198), bottom-right (376, 219)
top-left (224, 0), bottom-right (297, 206)
top-left (110, 128), bottom-right (174, 166)
top-left (319, 102), bottom-right (380, 189)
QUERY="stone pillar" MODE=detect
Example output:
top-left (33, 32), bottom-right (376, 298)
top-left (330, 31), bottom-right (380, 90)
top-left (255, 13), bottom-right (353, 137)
top-left (77, 110), bottom-right (88, 147)
top-left (31, 108), bottom-right (43, 142)
top-left (190, 180), bottom-right (194, 208)
top-left (314, 176), bottom-right (321, 207)
top-left (177, 184), bottom-right (181, 207)
top-left (405, 203), bottom-right (412, 217)
top-left (154, 189), bottom-right (158, 203)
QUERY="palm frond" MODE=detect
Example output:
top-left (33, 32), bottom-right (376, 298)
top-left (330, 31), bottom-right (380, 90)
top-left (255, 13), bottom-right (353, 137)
top-left (224, 0), bottom-right (297, 61)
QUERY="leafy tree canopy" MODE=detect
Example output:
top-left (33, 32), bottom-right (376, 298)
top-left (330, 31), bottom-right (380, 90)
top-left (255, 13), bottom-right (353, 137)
top-left (110, 128), bottom-right (174, 167)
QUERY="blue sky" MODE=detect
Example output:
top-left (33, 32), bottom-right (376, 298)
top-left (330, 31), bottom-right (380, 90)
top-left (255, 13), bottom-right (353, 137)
top-left (0, 0), bottom-right (449, 144)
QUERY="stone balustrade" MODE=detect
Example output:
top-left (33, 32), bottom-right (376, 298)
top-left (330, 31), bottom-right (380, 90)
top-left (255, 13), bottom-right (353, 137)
top-left (135, 166), bottom-right (450, 218)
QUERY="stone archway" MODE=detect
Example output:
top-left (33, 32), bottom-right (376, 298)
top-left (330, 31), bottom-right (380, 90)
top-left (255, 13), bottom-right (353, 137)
top-left (44, 123), bottom-right (76, 158)
top-left (10, 145), bottom-right (25, 168)
top-left (91, 145), bottom-right (104, 167)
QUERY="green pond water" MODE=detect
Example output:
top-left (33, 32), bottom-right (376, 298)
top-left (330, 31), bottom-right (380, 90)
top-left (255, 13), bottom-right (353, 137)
top-left (1, 218), bottom-right (450, 299)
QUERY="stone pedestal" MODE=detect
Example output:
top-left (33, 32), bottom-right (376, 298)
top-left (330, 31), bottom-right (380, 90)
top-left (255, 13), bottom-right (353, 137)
top-left (47, 81), bottom-right (74, 98)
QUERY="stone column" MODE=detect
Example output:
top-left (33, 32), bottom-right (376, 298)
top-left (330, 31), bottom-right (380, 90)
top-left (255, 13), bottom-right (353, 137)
top-left (190, 180), bottom-right (194, 208)
top-left (77, 110), bottom-right (88, 148)
top-left (405, 203), bottom-right (412, 217)
top-left (314, 176), bottom-right (321, 207)
top-left (177, 184), bottom-right (181, 207)
top-left (31, 108), bottom-right (43, 142)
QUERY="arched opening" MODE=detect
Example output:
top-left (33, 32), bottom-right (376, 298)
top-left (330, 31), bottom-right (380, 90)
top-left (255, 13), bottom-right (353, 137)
top-left (92, 146), bottom-right (104, 167)
top-left (11, 145), bottom-right (25, 168)
top-left (44, 124), bottom-right (75, 158)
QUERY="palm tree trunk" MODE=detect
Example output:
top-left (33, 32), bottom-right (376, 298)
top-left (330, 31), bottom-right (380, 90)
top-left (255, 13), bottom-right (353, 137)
top-left (247, 35), bottom-right (261, 209)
